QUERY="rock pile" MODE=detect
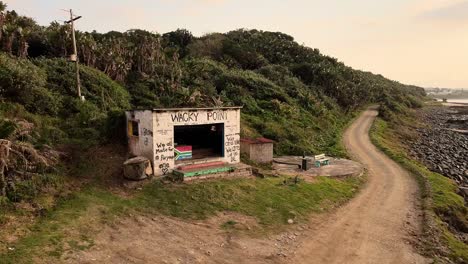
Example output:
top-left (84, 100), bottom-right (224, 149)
top-left (409, 107), bottom-right (468, 186)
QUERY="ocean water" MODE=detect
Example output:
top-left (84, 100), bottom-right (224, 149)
top-left (448, 99), bottom-right (468, 104)
top-left (437, 98), bottom-right (468, 104)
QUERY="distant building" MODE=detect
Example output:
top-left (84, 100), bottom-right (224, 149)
top-left (240, 137), bottom-right (274, 164)
top-left (125, 107), bottom-right (242, 176)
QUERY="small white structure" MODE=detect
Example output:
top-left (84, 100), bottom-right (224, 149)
top-left (240, 138), bottom-right (274, 163)
top-left (125, 107), bottom-right (242, 176)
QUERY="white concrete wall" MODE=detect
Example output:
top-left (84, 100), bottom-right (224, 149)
top-left (126, 110), bottom-right (154, 166)
top-left (152, 108), bottom-right (241, 176)
top-left (223, 109), bottom-right (241, 164)
top-left (152, 111), bottom-right (175, 176)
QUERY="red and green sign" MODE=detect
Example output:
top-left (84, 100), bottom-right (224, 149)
top-left (175, 145), bottom-right (192, 160)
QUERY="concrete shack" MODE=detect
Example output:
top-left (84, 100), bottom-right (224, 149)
top-left (125, 107), bottom-right (242, 176)
top-left (240, 138), bottom-right (274, 163)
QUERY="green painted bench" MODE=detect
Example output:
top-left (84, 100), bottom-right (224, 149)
top-left (314, 154), bottom-right (329, 167)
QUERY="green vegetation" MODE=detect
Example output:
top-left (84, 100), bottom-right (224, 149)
top-left (0, 54), bottom-right (130, 146)
top-left (370, 115), bottom-right (468, 263)
top-left (0, 55), bottom-right (131, 204)
top-left (0, 1), bottom-right (429, 261)
top-left (139, 176), bottom-right (363, 224)
top-left (0, 175), bottom-right (364, 262)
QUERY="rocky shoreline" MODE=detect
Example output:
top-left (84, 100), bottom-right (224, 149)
top-left (408, 105), bottom-right (468, 189)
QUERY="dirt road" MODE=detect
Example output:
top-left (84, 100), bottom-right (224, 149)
top-left (290, 107), bottom-right (429, 264)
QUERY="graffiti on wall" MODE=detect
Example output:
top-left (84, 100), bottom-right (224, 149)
top-left (225, 133), bottom-right (240, 162)
top-left (150, 109), bottom-right (240, 176)
top-left (171, 112), bottom-right (199, 122)
top-left (207, 111), bottom-right (227, 121)
top-left (142, 128), bottom-right (153, 137)
top-left (155, 141), bottom-right (174, 159)
top-left (159, 163), bottom-right (170, 175)
top-left (156, 129), bottom-right (171, 136)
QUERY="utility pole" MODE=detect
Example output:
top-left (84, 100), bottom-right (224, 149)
top-left (65, 9), bottom-right (83, 101)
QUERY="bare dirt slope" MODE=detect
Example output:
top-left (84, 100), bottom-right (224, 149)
top-left (290, 107), bottom-right (430, 264)
top-left (66, 108), bottom-right (430, 264)
top-left (65, 212), bottom-right (297, 264)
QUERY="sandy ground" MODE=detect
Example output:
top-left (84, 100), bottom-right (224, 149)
top-left (65, 108), bottom-right (430, 264)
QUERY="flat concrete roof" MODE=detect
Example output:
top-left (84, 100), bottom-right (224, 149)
top-left (241, 137), bottom-right (275, 144)
top-left (127, 106), bottom-right (243, 113)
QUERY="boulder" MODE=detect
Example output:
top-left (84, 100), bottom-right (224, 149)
top-left (459, 186), bottom-right (468, 197)
top-left (123, 156), bottom-right (152, 181)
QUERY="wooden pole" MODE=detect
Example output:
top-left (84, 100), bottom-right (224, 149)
top-left (69, 9), bottom-right (82, 101)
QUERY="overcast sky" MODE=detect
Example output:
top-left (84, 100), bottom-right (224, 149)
top-left (5, 0), bottom-right (468, 88)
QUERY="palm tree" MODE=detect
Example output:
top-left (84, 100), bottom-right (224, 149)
top-left (78, 32), bottom-right (97, 66)
top-left (0, 1), bottom-right (7, 42)
top-left (46, 21), bottom-right (71, 57)
top-left (2, 10), bottom-right (18, 54)
top-left (14, 16), bottom-right (35, 57)
top-left (3, 23), bottom-right (16, 54)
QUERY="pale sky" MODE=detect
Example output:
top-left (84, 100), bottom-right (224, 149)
top-left (5, 0), bottom-right (468, 88)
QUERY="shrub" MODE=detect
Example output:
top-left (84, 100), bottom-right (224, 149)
top-left (0, 53), bottom-right (59, 115)
top-left (103, 109), bottom-right (127, 143)
top-left (33, 58), bottom-right (131, 113)
top-left (0, 119), bottom-right (17, 139)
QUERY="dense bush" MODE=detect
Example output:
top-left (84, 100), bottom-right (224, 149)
top-left (0, 53), bottom-right (60, 115)
top-left (0, 53), bottom-right (131, 147)
top-left (33, 58), bottom-right (131, 112)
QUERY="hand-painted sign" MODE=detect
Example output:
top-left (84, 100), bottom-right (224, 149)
top-left (170, 111), bottom-right (227, 124)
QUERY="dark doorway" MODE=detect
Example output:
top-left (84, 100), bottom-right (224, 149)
top-left (174, 123), bottom-right (224, 162)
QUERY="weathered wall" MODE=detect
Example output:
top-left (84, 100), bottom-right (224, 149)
top-left (249, 143), bottom-right (274, 163)
top-left (152, 108), bottom-right (241, 176)
top-left (240, 141), bottom-right (251, 157)
top-left (125, 110), bottom-right (154, 164)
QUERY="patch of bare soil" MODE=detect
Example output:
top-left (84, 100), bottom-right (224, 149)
top-left (64, 212), bottom-right (307, 264)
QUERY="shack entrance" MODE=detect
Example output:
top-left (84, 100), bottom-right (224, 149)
top-left (174, 123), bottom-right (224, 163)
top-left (126, 107), bottom-right (241, 176)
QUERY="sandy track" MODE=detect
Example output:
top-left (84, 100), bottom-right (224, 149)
top-left (290, 107), bottom-right (429, 264)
